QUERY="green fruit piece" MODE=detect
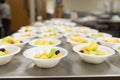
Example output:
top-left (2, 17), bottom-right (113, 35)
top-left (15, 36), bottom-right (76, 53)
top-left (118, 47), bottom-right (120, 50)
top-left (0, 52), bottom-right (6, 56)
top-left (49, 41), bottom-right (54, 45)
top-left (3, 36), bottom-right (14, 43)
top-left (47, 48), bottom-right (56, 58)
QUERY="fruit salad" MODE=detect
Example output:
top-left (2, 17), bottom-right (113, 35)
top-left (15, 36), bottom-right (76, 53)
top-left (34, 39), bottom-right (54, 45)
top-left (91, 33), bottom-right (104, 37)
top-left (20, 33), bottom-right (32, 37)
top-left (23, 26), bottom-right (33, 32)
top-left (79, 42), bottom-right (108, 56)
top-left (44, 29), bottom-right (57, 33)
top-left (118, 47), bottom-right (120, 50)
top-left (0, 48), bottom-right (10, 56)
top-left (70, 37), bottom-right (88, 43)
top-left (70, 33), bottom-right (81, 37)
top-left (103, 38), bottom-right (120, 43)
top-left (41, 33), bottom-right (59, 38)
top-left (34, 48), bottom-right (63, 59)
top-left (1, 36), bottom-right (22, 44)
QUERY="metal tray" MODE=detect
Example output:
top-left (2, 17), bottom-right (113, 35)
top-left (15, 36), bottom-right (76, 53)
top-left (0, 38), bottom-right (120, 78)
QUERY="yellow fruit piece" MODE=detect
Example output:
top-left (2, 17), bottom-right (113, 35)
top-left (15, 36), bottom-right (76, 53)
top-left (21, 34), bottom-right (31, 37)
top-left (87, 42), bottom-right (98, 51)
top-left (104, 38), bottom-right (120, 43)
top-left (35, 40), bottom-right (49, 45)
top-left (40, 55), bottom-right (48, 59)
top-left (34, 54), bottom-right (42, 59)
top-left (52, 53), bottom-right (63, 58)
top-left (70, 38), bottom-right (86, 43)
top-left (14, 40), bottom-right (21, 44)
top-left (5, 51), bottom-right (11, 54)
top-left (97, 33), bottom-right (104, 37)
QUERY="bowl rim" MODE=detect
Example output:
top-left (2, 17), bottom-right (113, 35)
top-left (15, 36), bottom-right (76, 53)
top-left (97, 37), bottom-right (120, 44)
top-left (73, 44), bottom-right (115, 57)
top-left (38, 32), bottom-right (62, 38)
top-left (0, 45), bottom-right (21, 58)
top-left (63, 32), bottom-right (87, 38)
top-left (88, 32), bottom-right (112, 38)
top-left (67, 37), bottom-right (95, 44)
top-left (0, 38), bottom-right (29, 45)
top-left (29, 38), bottom-right (61, 47)
top-left (23, 46), bottom-right (68, 61)
top-left (12, 32), bottom-right (37, 38)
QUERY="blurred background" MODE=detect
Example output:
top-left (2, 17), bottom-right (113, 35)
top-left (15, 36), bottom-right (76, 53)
top-left (1, 0), bottom-right (120, 37)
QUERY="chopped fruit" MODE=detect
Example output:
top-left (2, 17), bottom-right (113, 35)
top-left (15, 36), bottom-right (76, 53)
top-left (70, 37), bottom-right (87, 43)
top-left (79, 42), bottom-right (108, 56)
top-left (70, 33), bottom-right (81, 37)
top-left (20, 34), bottom-right (31, 37)
top-left (43, 33), bottom-right (58, 38)
top-left (118, 47), bottom-right (120, 50)
top-left (0, 48), bottom-right (11, 56)
top-left (34, 39), bottom-right (55, 45)
top-left (24, 27), bottom-right (33, 32)
top-left (34, 48), bottom-right (63, 59)
top-left (104, 38), bottom-right (120, 43)
top-left (92, 33), bottom-right (104, 37)
top-left (52, 53), bottom-right (63, 58)
top-left (47, 48), bottom-right (56, 58)
top-left (1, 36), bottom-right (22, 44)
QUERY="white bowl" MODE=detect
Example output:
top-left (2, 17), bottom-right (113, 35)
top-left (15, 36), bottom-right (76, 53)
top-left (29, 38), bottom-right (61, 47)
top-left (80, 28), bottom-right (98, 34)
top-left (23, 46), bottom-right (68, 68)
top-left (0, 38), bottom-right (29, 48)
top-left (88, 32), bottom-right (112, 39)
top-left (97, 37), bottom-right (120, 47)
top-left (38, 33), bottom-right (62, 39)
top-left (18, 26), bottom-right (37, 33)
top-left (67, 37), bottom-right (96, 46)
top-left (12, 32), bottom-right (37, 39)
top-left (73, 44), bottom-right (115, 64)
top-left (0, 45), bottom-right (21, 65)
top-left (63, 32), bottom-right (87, 38)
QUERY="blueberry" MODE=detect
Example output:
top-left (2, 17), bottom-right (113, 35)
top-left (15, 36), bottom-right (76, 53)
top-left (79, 50), bottom-right (84, 53)
top-left (55, 50), bottom-right (60, 55)
top-left (0, 48), bottom-right (6, 52)
top-left (11, 42), bottom-right (14, 44)
top-left (20, 41), bottom-right (23, 43)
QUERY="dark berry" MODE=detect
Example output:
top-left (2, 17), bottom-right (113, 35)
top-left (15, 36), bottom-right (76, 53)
top-left (11, 42), bottom-right (14, 44)
top-left (20, 41), bottom-right (23, 43)
top-left (0, 48), bottom-right (6, 52)
top-left (55, 50), bottom-right (60, 55)
top-left (79, 50), bottom-right (84, 53)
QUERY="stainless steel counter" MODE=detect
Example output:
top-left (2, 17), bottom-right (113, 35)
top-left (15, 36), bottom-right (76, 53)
top-left (0, 37), bottom-right (120, 78)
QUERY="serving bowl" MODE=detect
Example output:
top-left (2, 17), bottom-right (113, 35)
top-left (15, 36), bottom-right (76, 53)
top-left (67, 37), bottom-right (95, 46)
top-left (38, 33), bottom-right (62, 39)
top-left (73, 44), bottom-right (115, 64)
top-left (97, 37), bottom-right (120, 47)
top-left (0, 36), bottom-right (29, 48)
top-left (88, 32), bottom-right (112, 39)
top-left (63, 32), bottom-right (87, 38)
top-left (23, 46), bottom-right (68, 68)
top-left (0, 45), bottom-right (21, 65)
top-left (12, 32), bottom-right (37, 39)
top-left (29, 38), bottom-right (61, 47)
